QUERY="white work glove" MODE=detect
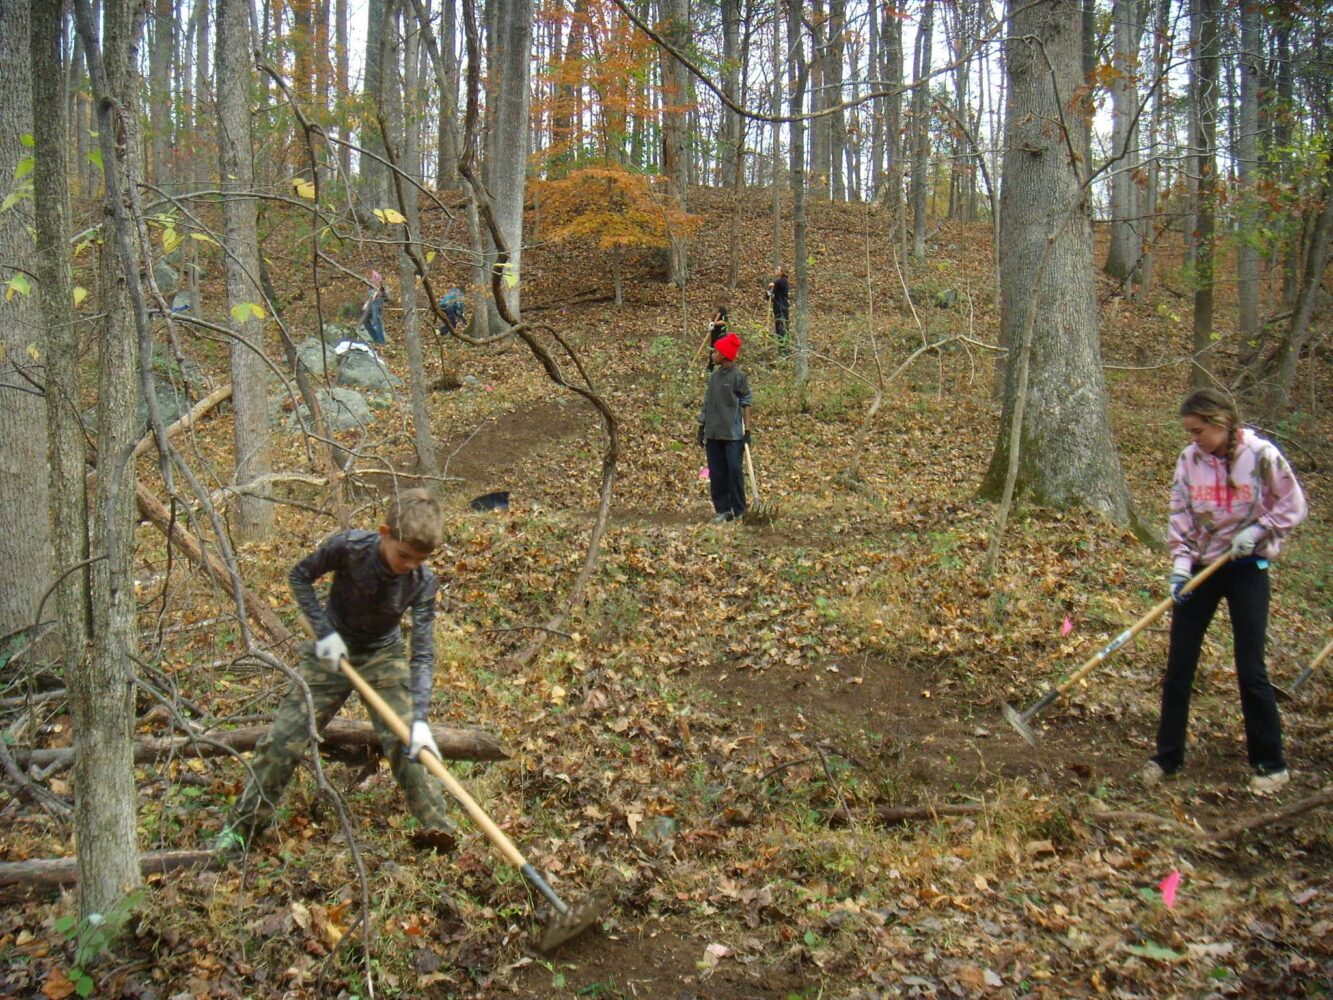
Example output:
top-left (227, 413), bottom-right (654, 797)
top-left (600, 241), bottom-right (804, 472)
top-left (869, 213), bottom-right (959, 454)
top-left (314, 631), bottom-right (348, 671)
top-left (1230, 524), bottom-right (1265, 558)
top-left (408, 720), bottom-right (440, 763)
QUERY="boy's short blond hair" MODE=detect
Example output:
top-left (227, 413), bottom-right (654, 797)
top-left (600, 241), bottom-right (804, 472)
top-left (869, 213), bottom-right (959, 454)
top-left (385, 489), bottom-right (446, 552)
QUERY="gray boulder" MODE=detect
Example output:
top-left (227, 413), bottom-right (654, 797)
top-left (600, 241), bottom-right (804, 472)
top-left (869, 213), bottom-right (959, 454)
top-left (295, 337), bottom-right (340, 379)
top-left (154, 261), bottom-right (179, 295)
top-left (320, 322), bottom-right (359, 344)
top-left (337, 349), bottom-right (402, 391)
top-left (287, 386), bottom-right (372, 433)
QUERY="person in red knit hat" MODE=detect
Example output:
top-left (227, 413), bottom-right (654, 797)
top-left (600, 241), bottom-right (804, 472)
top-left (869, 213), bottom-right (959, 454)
top-left (696, 332), bottom-right (751, 523)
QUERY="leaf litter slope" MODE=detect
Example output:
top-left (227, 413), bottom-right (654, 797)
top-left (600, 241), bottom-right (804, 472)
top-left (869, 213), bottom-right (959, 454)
top-left (2, 188), bottom-right (1329, 999)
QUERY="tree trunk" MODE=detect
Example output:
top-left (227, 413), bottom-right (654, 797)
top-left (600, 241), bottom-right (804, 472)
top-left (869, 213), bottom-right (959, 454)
top-left (0, 0), bottom-right (53, 647)
top-left (482, 0), bottom-right (532, 329)
top-left (1190, 0), bottom-right (1218, 388)
top-left (1139, 0), bottom-right (1170, 300)
top-left (1235, 1), bottom-right (1260, 358)
top-left (980, 0), bottom-right (1137, 530)
top-left (360, 0), bottom-right (389, 209)
top-left (194, 0), bottom-right (211, 187)
top-left (719, 0), bottom-right (741, 185)
top-left (71, 0), bottom-right (146, 921)
top-left (787, 0), bottom-right (809, 391)
top-left (1258, 158), bottom-right (1333, 419)
top-left (828, 0), bottom-right (847, 202)
top-left (910, 0), bottom-right (934, 259)
top-left (1103, 0), bottom-right (1143, 287)
top-left (148, 0), bottom-right (173, 186)
top-left (218, 0), bottom-right (273, 541)
top-left (389, 3), bottom-right (440, 473)
top-left (658, 0), bottom-right (689, 286)
top-left (770, 11), bottom-right (783, 273)
top-left (34, 0), bottom-right (93, 679)
top-left (436, 0), bottom-right (461, 187)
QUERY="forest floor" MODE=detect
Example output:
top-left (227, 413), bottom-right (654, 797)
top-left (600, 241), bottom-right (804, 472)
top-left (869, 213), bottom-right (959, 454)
top-left (1, 186), bottom-right (1331, 999)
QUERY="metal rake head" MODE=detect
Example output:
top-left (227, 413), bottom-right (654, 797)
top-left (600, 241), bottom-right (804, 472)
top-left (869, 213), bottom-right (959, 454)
top-left (535, 878), bottom-right (618, 954)
top-left (1002, 702), bottom-right (1040, 750)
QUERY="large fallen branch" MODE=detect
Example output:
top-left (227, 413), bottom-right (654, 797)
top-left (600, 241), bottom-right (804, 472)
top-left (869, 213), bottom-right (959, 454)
top-left (825, 802), bottom-right (985, 827)
top-left (1203, 783), bottom-right (1333, 844)
top-left (0, 850), bottom-right (224, 889)
top-left (11, 717), bottom-right (507, 772)
top-left (134, 482), bottom-right (295, 647)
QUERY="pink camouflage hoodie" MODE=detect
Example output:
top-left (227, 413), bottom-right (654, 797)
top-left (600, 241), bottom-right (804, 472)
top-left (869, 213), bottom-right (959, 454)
top-left (1168, 427), bottom-right (1307, 576)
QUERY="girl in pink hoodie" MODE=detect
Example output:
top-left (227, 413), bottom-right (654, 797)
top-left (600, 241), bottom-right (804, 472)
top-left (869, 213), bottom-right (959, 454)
top-left (1141, 388), bottom-right (1307, 795)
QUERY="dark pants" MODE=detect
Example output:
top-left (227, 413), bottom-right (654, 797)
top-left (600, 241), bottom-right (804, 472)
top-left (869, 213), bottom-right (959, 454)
top-left (705, 438), bottom-right (746, 518)
top-left (773, 307), bottom-right (789, 352)
top-left (1152, 560), bottom-right (1285, 774)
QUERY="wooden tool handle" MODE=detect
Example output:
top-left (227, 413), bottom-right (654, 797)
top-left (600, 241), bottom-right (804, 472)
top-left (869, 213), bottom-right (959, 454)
top-left (1310, 636), bottom-right (1333, 673)
top-left (334, 659), bottom-right (528, 869)
top-left (297, 618), bottom-right (529, 869)
top-left (1055, 552), bottom-right (1231, 696)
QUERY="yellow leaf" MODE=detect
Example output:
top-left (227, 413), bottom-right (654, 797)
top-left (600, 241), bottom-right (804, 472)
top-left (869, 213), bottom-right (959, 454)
top-left (162, 227), bottom-right (179, 253)
top-left (373, 207), bottom-right (407, 225)
top-left (26, 343), bottom-right (40, 362)
top-left (291, 177), bottom-right (316, 199)
top-left (72, 286), bottom-right (88, 306)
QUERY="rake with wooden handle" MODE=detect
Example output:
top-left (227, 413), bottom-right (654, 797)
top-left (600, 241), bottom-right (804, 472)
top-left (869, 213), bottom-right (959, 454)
top-left (303, 622), bottom-right (615, 952)
top-left (742, 441), bottom-right (778, 525)
top-left (1003, 553), bottom-right (1232, 748)
top-left (1276, 635), bottom-right (1332, 702)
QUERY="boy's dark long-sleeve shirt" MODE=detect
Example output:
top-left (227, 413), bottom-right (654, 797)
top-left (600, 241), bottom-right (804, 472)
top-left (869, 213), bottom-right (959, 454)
top-left (290, 529), bottom-right (438, 719)
top-left (698, 364), bottom-right (752, 440)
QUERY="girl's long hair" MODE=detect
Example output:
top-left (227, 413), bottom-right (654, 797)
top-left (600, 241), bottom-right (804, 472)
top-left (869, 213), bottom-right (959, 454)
top-left (1180, 388), bottom-right (1242, 487)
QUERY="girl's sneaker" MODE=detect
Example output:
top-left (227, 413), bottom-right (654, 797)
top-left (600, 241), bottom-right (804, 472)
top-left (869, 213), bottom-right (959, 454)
top-left (1250, 769), bottom-right (1289, 795)
top-left (1137, 761), bottom-right (1169, 786)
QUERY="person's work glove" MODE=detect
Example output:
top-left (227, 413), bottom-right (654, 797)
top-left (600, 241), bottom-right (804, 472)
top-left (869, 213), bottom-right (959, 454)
top-left (314, 631), bottom-right (349, 670)
top-left (742, 430), bottom-right (751, 445)
top-left (1230, 524), bottom-right (1265, 558)
top-left (408, 720), bottom-right (440, 763)
top-left (1169, 572), bottom-right (1194, 605)
top-left (696, 424), bottom-right (706, 447)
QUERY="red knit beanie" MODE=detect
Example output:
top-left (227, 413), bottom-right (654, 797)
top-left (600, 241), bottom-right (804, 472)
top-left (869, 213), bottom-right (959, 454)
top-left (714, 332), bottom-right (741, 361)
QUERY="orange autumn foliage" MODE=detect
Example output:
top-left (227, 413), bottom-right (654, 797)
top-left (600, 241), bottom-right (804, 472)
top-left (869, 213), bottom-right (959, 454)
top-left (538, 166), bottom-right (702, 254)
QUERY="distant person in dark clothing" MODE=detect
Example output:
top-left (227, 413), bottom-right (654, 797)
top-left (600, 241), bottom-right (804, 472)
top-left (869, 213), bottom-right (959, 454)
top-left (701, 293), bottom-right (730, 371)
top-left (696, 333), bottom-right (752, 523)
top-left (766, 269), bottom-right (789, 352)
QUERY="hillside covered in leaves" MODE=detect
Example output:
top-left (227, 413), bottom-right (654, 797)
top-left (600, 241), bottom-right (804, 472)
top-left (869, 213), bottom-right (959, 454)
top-left (2, 187), bottom-right (1330, 999)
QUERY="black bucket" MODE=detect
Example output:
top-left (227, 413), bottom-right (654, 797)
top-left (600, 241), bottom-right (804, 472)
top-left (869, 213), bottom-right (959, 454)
top-left (469, 490), bottom-right (510, 512)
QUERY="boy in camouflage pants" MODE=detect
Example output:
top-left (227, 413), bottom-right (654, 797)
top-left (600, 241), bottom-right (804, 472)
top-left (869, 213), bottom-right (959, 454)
top-left (219, 489), bottom-right (458, 853)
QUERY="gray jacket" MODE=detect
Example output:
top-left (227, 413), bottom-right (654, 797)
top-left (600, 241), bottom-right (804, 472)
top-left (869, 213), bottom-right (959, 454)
top-left (291, 529), bottom-right (438, 719)
top-left (699, 364), bottom-right (752, 440)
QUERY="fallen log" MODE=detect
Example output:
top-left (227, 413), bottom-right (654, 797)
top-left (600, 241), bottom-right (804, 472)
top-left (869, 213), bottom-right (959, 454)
top-left (12, 717), bottom-right (508, 771)
top-left (826, 802), bottom-right (985, 827)
top-left (0, 850), bottom-right (223, 889)
top-left (1203, 783), bottom-right (1333, 844)
top-left (135, 482), bottom-right (295, 648)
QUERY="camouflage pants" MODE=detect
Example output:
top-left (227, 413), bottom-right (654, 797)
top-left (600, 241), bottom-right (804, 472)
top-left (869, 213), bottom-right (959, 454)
top-left (230, 640), bottom-right (453, 839)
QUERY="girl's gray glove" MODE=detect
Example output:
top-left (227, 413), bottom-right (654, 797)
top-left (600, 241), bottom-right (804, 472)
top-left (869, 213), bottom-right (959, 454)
top-left (1230, 524), bottom-right (1265, 557)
